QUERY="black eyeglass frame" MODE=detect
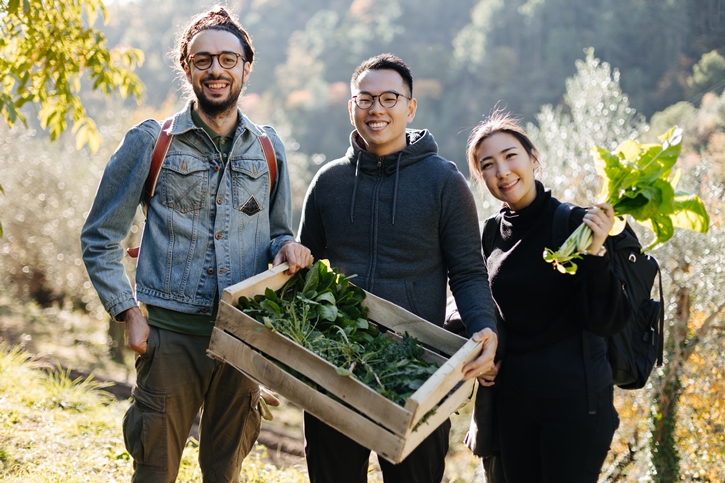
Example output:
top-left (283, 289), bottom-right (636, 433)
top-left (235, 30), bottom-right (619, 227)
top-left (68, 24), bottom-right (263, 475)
top-left (351, 91), bottom-right (411, 110)
top-left (187, 51), bottom-right (245, 70)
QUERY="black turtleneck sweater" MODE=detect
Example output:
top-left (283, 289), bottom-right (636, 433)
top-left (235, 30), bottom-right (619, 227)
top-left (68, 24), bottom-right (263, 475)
top-left (487, 182), bottom-right (630, 397)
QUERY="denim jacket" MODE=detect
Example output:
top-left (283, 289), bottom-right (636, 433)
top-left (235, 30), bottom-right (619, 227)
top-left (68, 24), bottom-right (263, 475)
top-left (81, 102), bottom-right (295, 318)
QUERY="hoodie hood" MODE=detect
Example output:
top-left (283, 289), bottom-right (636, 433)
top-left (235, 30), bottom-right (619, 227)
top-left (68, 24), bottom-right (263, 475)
top-left (346, 128), bottom-right (438, 175)
top-left (346, 128), bottom-right (439, 224)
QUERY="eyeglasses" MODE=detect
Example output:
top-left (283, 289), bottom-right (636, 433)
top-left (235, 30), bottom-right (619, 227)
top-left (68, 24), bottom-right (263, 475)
top-left (187, 52), bottom-right (245, 70)
top-left (352, 92), bottom-right (410, 110)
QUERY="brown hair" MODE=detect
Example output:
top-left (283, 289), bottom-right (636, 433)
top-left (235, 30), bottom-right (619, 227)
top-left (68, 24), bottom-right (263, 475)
top-left (175, 6), bottom-right (254, 71)
top-left (466, 110), bottom-right (540, 183)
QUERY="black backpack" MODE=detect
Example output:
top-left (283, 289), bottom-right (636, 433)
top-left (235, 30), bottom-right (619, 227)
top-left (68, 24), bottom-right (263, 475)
top-left (482, 202), bottom-right (664, 391)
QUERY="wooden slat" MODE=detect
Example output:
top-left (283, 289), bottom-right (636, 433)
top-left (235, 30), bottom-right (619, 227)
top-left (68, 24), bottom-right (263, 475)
top-left (207, 329), bottom-right (407, 462)
top-left (397, 378), bottom-right (476, 462)
top-left (362, 291), bottom-right (467, 356)
top-left (404, 338), bottom-right (482, 424)
top-left (221, 263), bottom-right (291, 304)
top-left (215, 301), bottom-right (413, 437)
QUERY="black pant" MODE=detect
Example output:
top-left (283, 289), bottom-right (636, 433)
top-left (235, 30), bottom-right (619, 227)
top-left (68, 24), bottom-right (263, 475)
top-left (496, 383), bottom-right (618, 483)
top-left (304, 412), bottom-right (450, 483)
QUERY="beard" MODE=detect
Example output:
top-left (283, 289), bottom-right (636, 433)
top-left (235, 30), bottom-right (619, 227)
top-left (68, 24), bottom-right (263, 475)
top-left (193, 74), bottom-right (244, 118)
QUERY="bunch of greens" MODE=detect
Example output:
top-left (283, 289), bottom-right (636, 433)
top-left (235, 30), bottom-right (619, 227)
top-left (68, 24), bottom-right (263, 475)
top-left (543, 127), bottom-right (710, 274)
top-left (238, 261), bottom-right (439, 406)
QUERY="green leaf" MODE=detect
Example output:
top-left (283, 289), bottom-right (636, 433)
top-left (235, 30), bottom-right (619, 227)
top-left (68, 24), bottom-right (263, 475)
top-left (265, 287), bottom-right (281, 304)
top-left (318, 305), bottom-right (338, 322)
top-left (335, 367), bottom-right (353, 377)
top-left (315, 292), bottom-right (336, 305)
top-left (355, 318), bottom-right (369, 330)
top-left (670, 193), bottom-right (710, 233)
top-left (302, 262), bottom-right (320, 294)
top-left (8, 0), bottom-right (20, 14)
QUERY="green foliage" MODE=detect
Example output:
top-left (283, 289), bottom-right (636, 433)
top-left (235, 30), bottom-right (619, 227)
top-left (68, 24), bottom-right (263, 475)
top-left (238, 261), bottom-right (439, 406)
top-left (0, 0), bottom-right (144, 154)
top-left (687, 49), bottom-right (725, 97)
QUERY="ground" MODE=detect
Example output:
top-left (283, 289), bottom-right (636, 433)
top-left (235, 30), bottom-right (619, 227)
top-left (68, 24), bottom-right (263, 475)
top-left (0, 298), bottom-right (484, 482)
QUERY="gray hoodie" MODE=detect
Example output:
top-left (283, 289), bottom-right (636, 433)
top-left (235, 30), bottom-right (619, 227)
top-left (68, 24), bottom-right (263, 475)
top-left (298, 129), bottom-right (497, 336)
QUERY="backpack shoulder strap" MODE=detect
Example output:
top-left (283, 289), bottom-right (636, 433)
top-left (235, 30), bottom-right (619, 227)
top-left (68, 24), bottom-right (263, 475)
top-left (142, 117), bottom-right (174, 217)
top-left (553, 201), bottom-right (576, 246)
top-left (482, 213), bottom-right (502, 259)
top-left (253, 124), bottom-right (277, 193)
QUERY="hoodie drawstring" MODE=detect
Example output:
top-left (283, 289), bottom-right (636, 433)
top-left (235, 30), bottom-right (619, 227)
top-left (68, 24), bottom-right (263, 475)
top-left (350, 152), bottom-right (361, 223)
top-left (391, 152), bottom-right (402, 225)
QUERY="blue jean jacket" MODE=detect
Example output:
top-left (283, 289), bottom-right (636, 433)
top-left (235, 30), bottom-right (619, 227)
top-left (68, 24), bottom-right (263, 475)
top-left (81, 103), bottom-right (295, 318)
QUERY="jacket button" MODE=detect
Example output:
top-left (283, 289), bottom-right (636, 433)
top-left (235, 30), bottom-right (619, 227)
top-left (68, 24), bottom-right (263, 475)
top-left (215, 233), bottom-right (223, 240)
top-left (207, 268), bottom-right (214, 275)
top-left (213, 166), bottom-right (220, 172)
top-left (217, 198), bottom-right (223, 205)
top-left (201, 307), bottom-right (208, 313)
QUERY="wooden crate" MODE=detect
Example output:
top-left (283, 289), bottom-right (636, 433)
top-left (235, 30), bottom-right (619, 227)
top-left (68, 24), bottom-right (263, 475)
top-left (207, 263), bottom-right (481, 464)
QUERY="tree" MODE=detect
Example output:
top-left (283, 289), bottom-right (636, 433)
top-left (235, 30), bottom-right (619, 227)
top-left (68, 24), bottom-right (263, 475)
top-left (0, 0), bottom-right (143, 152)
top-left (0, 0), bottom-right (144, 238)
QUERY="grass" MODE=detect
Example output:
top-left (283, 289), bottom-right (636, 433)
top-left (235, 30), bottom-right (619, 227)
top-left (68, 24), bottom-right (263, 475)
top-left (0, 343), bottom-right (310, 483)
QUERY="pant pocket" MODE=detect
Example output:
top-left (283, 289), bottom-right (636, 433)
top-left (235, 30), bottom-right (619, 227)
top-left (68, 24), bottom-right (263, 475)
top-left (123, 381), bottom-right (168, 470)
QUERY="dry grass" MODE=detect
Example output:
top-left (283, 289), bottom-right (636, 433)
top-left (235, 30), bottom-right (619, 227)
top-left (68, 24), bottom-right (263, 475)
top-left (0, 343), bottom-right (310, 482)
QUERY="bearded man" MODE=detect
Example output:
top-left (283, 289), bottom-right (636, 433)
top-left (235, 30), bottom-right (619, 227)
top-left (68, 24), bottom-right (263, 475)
top-left (81, 6), bottom-right (310, 482)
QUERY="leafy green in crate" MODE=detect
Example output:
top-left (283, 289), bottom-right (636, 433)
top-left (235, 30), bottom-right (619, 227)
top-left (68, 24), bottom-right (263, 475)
top-left (237, 261), bottom-right (439, 406)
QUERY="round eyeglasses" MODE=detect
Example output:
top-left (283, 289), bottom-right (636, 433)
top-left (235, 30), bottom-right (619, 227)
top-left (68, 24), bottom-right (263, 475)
top-left (352, 92), bottom-right (411, 110)
top-left (187, 52), bottom-right (245, 70)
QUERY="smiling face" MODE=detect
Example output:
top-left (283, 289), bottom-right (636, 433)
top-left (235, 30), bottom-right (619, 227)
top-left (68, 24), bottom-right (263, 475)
top-left (348, 69), bottom-right (417, 157)
top-left (476, 131), bottom-right (539, 211)
top-left (184, 29), bottom-right (251, 118)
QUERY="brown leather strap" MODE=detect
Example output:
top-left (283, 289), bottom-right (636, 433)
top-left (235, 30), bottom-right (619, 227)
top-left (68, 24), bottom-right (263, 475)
top-left (257, 129), bottom-right (277, 192)
top-left (143, 117), bottom-right (174, 216)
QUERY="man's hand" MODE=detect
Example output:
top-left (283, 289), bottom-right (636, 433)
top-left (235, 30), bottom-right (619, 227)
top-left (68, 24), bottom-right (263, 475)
top-left (462, 327), bottom-right (498, 381)
top-left (273, 241), bottom-right (312, 274)
top-left (123, 306), bottom-right (150, 355)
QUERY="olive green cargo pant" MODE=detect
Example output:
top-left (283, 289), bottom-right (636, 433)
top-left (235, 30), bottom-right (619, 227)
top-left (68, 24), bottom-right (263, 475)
top-left (123, 326), bottom-right (261, 483)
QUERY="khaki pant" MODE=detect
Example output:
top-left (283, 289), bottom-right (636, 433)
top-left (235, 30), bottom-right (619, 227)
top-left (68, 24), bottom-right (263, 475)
top-left (123, 326), bottom-right (261, 483)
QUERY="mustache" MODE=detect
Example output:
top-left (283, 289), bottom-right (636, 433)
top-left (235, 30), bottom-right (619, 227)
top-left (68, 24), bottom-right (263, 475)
top-left (201, 74), bottom-right (233, 83)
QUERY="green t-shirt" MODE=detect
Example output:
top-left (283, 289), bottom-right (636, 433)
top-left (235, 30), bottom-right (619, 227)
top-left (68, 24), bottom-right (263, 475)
top-left (146, 109), bottom-right (235, 336)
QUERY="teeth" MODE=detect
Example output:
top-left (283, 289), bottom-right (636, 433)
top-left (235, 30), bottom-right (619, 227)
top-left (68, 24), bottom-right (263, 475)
top-left (207, 83), bottom-right (226, 89)
top-left (501, 180), bottom-right (518, 189)
top-left (368, 122), bottom-right (387, 128)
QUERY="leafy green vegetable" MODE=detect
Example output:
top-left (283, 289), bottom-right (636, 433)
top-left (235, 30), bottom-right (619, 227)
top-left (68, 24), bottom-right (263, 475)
top-left (544, 127), bottom-right (710, 274)
top-left (238, 261), bottom-right (439, 406)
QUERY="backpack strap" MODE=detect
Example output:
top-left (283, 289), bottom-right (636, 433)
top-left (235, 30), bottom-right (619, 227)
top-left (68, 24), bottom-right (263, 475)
top-left (257, 128), bottom-right (277, 193)
top-left (553, 202), bottom-right (576, 246)
top-left (482, 213), bottom-right (502, 259)
top-left (143, 117), bottom-right (174, 217)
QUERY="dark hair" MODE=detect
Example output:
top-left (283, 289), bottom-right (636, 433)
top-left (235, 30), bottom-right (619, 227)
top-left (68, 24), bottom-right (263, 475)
top-left (466, 110), bottom-right (540, 184)
top-left (175, 6), bottom-right (254, 70)
top-left (351, 53), bottom-right (413, 97)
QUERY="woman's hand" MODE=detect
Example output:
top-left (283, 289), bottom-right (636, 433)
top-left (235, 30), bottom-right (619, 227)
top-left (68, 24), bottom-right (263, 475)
top-left (582, 203), bottom-right (614, 256)
top-left (477, 360), bottom-right (502, 387)
top-left (462, 328), bottom-right (498, 380)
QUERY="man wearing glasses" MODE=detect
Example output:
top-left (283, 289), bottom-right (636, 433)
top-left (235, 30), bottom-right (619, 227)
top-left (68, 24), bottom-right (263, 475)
top-left (298, 53), bottom-right (499, 482)
top-left (81, 6), bottom-right (310, 482)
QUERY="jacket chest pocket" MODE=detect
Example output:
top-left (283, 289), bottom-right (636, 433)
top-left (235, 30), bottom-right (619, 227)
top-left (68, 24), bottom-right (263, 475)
top-left (230, 159), bottom-right (268, 216)
top-left (161, 156), bottom-right (208, 213)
